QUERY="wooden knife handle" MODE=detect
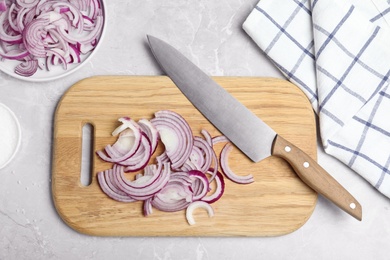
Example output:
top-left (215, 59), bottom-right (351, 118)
top-left (272, 135), bottom-right (362, 221)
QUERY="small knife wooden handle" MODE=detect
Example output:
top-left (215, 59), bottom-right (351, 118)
top-left (272, 135), bottom-right (362, 221)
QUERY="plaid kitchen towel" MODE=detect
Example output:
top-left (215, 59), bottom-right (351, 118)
top-left (243, 0), bottom-right (390, 198)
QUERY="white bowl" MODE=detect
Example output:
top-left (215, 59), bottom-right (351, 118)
top-left (0, 0), bottom-right (107, 82)
top-left (0, 103), bottom-right (21, 170)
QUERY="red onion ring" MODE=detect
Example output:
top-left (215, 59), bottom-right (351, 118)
top-left (188, 170), bottom-right (209, 201)
top-left (138, 118), bottom-right (159, 154)
top-left (120, 134), bottom-right (152, 172)
top-left (14, 57), bottom-right (38, 76)
top-left (151, 171), bottom-right (193, 212)
top-left (151, 110), bottom-right (194, 170)
top-left (220, 143), bottom-right (254, 184)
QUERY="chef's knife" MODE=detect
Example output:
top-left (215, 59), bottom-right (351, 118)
top-left (147, 35), bottom-right (362, 221)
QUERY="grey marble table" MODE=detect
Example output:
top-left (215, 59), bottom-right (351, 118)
top-left (1, 1), bottom-right (389, 259)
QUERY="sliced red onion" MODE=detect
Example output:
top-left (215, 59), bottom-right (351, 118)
top-left (220, 143), bottom-right (254, 184)
top-left (186, 201), bottom-right (214, 226)
top-left (151, 171), bottom-right (193, 212)
top-left (188, 170), bottom-right (209, 201)
top-left (0, 11), bottom-right (23, 43)
top-left (138, 118), bottom-right (159, 154)
top-left (112, 117), bottom-right (134, 136)
top-left (17, 0), bottom-right (39, 9)
top-left (109, 129), bottom-right (136, 155)
top-left (143, 198), bottom-right (153, 216)
top-left (115, 161), bottom-right (171, 201)
top-left (194, 136), bottom-right (219, 182)
top-left (212, 135), bottom-right (230, 145)
top-left (181, 146), bottom-right (202, 172)
top-left (96, 118), bottom-right (143, 163)
top-left (156, 152), bottom-right (170, 164)
top-left (202, 169), bottom-right (225, 204)
top-left (97, 168), bottom-right (136, 203)
top-left (96, 111), bottom-right (253, 225)
top-left (67, 43), bottom-right (80, 63)
top-left (0, 48), bottom-right (30, 60)
top-left (24, 18), bottom-right (50, 57)
top-left (96, 118), bottom-right (153, 172)
top-left (0, 0), bottom-right (104, 77)
top-left (7, 4), bottom-right (20, 32)
top-left (46, 49), bottom-right (68, 69)
top-left (120, 134), bottom-right (152, 172)
top-left (151, 110), bottom-right (194, 170)
top-left (14, 57), bottom-right (38, 76)
top-left (192, 137), bottom-right (212, 172)
top-left (201, 129), bottom-right (213, 147)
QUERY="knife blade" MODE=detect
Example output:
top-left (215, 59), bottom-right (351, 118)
top-left (147, 35), bottom-right (362, 221)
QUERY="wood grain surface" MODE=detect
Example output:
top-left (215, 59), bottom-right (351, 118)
top-left (52, 76), bottom-right (317, 237)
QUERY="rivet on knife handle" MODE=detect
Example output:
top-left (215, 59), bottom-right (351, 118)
top-left (272, 135), bottom-right (362, 221)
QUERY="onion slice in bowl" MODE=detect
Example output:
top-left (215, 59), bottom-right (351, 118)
top-left (14, 58), bottom-right (38, 76)
top-left (0, 0), bottom-right (105, 78)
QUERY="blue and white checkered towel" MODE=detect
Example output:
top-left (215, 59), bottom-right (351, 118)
top-left (243, 0), bottom-right (390, 198)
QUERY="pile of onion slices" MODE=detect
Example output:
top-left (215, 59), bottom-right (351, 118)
top-left (96, 110), bottom-right (254, 225)
top-left (0, 0), bottom-right (104, 77)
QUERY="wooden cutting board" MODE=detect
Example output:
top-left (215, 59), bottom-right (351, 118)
top-left (52, 76), bottom-right (317, 237)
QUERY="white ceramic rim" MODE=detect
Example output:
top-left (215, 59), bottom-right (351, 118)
top-left (0, 103), bottom-right (22, 170)
top-left (0, 0), bottom-right (107, 82)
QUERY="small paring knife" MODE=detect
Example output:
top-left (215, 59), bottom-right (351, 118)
top-left (147, 35), bottom-right (362, 221)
